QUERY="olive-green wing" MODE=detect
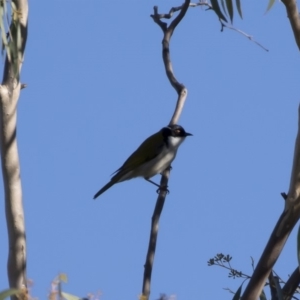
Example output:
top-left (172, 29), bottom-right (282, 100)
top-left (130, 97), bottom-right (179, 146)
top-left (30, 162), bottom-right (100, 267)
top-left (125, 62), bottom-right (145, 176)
top-left (112, 131), bottom-right (164, 179)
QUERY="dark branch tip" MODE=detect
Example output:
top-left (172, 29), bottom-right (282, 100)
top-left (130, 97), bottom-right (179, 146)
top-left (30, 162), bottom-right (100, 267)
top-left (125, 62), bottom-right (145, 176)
top-left (281, 192), bottom-right (288, 200)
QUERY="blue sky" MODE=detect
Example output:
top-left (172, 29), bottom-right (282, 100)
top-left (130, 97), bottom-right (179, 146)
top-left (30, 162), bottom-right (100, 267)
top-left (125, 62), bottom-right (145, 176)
top-left (1, 0), bottom-right (300, 299)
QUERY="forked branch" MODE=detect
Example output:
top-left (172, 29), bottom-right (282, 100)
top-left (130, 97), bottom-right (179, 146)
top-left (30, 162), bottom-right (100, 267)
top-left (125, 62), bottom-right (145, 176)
top-left (142, 1), bottom-right (190, 299)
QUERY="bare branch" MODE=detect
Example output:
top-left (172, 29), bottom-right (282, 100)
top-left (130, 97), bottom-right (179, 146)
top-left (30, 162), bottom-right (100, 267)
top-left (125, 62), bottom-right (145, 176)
top-left (242, 105), bottom-right (300, 299)
top-left (151, 1), bottom-right (189, 95)
top-left (168, 0), bottom-right (190, 38)
top-left (142, 2), bottom-right (190, 299)
top-left (150, 2), bottom-right (200, 31)
top-left (0, 1), bottom-right (28, 298)
top-left (151, 6), bottom-right (167, 32)
top-left (281, 0), bottom-right (300, 51)
top-left (142, 169), bottom-right (170, 299)
top-left (151, 5), bottom-right (184, 20)
top-left (169, 88), bottom-right (187, 125)
top-left (282, 267), bottom-right (300, 300)
top-left (220, 21), bottom-right (269, 52)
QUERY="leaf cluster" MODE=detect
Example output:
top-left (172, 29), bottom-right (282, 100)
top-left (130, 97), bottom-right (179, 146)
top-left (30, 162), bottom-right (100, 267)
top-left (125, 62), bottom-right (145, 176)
top-left (0, 0), bottom-right (22, 79)
top-left (208, 252), bottom-right (300, 300)
top-left (210, 0), bottom-right (242, 23)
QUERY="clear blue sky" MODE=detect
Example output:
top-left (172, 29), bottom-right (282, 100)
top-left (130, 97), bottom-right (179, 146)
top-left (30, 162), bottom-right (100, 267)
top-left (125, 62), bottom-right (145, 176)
top-left (1, 0), bottom-right (300, 299)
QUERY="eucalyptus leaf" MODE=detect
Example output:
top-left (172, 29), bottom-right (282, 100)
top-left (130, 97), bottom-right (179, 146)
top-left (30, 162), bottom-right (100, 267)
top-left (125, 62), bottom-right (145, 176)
top-left (11, 2), bottom-right (17, 13)
top-left (210, 0), bottom-right (228, 23)
top-left (265, 0), bottom-right (276, 13)
top-left (273, 275), bottom-right (283, 300)
top-left (0, 288), bottom-right (21, 300)
top-left (259, 289), bottom-right (267, 300)
top-left (235, 0), bottom-right (243, 19)
top-left (226, 0), bottom-right (234, 23)
top-left (220, 0), bottom-right (228, 17)
top-left (61, 292), bottom-right (81, 300)
top-left (2, 0), bottom-right (6, 16)
top-left (0, 19), bottom-right (9, 60)
top-left (232, 283), bottom-right (242, 300)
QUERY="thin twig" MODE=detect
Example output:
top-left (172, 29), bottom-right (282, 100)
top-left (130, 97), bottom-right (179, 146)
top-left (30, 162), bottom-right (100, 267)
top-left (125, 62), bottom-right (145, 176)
top-left (196, 1), bottom-right (268, 51)
top-left (220, 21), bottom-right (269, 52)
top-left (153, 1), bottom-right (269, 61)
top-left (223, 287), bottom-right (236, 295)
top-left (250, 256), bottom-right (255, 271)
top-left (209, 253), bottom-right (300, 299)
top-left (208, 254), bottom-right (251, 280)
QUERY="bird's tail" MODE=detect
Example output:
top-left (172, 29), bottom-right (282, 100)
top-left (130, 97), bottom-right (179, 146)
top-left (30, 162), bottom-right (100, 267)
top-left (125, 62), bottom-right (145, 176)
top-left (93, 181), bottom-right (115, 199)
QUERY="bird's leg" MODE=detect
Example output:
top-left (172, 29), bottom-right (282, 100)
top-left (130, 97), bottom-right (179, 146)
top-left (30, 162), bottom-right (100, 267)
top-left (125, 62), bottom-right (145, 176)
top-left (145, 179), bottom-right (169, 194)
top-left (145, 178), bottom-right (161, 188)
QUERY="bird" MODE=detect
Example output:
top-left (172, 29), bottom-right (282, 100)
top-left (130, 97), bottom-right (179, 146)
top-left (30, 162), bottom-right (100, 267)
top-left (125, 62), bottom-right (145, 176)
top-left (93, 124), bottom-right (192, 199)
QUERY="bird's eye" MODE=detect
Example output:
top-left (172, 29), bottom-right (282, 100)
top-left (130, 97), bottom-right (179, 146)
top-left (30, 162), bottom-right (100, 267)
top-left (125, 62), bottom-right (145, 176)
top-left (175, 129), bottom-right (181, 134)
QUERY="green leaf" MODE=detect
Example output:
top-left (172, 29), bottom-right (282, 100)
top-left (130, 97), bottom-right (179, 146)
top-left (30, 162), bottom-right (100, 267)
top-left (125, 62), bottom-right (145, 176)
top-left (220, 0), bottom-right (228, 17)
top-left (11, 2), bottom-right (17, 11)
top-left (265, 0), bottom-right (276, 13)
top-left (210, 0), bottom-right (228, 23)
top-left (61, 292), bottom-right (82, 300)
top-left (2, 0), bottom-right (6, 15)
top-left (226, 0), bottom-right (234, 23)
top-left (259, 289), bottom-right (267, 300)
top-left (272, 275), bottom-right (283, 300)
top-left (235, 0), bottom-right (243, 19)
top-left (232, 283), bottom-right (242, 300)
top-left (0, 288), bottom-right (21, 300)
top-left (0, 5), bottom-right (9, 60)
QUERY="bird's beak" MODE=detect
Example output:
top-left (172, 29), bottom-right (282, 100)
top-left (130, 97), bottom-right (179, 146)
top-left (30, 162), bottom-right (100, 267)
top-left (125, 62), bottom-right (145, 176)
top-left (185, 132), bottom-right (192, 136)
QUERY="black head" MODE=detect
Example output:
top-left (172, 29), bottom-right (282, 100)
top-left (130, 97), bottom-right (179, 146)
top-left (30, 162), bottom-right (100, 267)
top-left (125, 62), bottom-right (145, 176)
top-left (161, 124), bottom-right (192, 138)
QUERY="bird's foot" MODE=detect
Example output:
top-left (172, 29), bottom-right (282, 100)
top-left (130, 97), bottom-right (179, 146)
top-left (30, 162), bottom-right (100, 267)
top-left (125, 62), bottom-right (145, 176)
top-left (145, 178), bottom-right (169, 194)
top-left (156, 185), bottom-right (169, 194)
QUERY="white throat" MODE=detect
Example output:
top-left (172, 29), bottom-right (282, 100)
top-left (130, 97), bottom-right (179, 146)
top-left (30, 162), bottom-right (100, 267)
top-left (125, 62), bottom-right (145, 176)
top-left (167, 136), bottom-right (185, 150)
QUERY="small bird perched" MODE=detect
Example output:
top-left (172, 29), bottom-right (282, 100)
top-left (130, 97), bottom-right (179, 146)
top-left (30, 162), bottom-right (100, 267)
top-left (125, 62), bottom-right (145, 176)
top-left (93, 124), bottom-right (192, 199)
